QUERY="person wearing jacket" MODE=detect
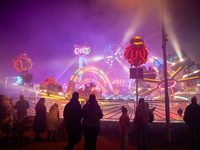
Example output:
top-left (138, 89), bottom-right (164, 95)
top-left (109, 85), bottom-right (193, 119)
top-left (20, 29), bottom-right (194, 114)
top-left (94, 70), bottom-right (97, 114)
top-left (62, 92), bottom-right (83, 150)
top-left (184, 96), bottom-right (200, 150)
top-left (0, 95), bottom-right (6, 129)
top-left (82, 94), bottom-right (103, 150)
top-left (33, 98), bottom-right (46, 141)
top-left (119, 106), bottom-right (131, 150)
top-left (46, 103), bottom-right (59, 141)
top-left (13, 95), bottom-right (29, 121)
top-left (134, 98), bottom-right (154, 150)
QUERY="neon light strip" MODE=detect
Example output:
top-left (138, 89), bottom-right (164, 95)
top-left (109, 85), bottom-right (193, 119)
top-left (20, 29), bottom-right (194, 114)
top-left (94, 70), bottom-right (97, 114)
top-left (169, 66), bottom-right (187, 79)
top-left (42, 95), bottom-right (66, 100)
top-left (184, 87), bottom-right (198, 91)
top-left (169, 87), bottom-right (174, 94)
top-left (140, 86), bottom-right (158, 95)
top-left (154, 95), bottom-right (165, 99)
top-left (78, 57), bottom-right (83, 82)
top-left (49, 94), bottom-right (65, 99)
top-left (169, 66), bottom-right (182, 79)
top-left (174, 96), bottom-right (189, 100)
top-left (143, 78), bottom-right (162, 83)
top-left (70, 66), bottom-right (113, 91)
top-left (114, 47), bottom-right (120, 55)
top-left (177, 76), bottom-right (199, 82)
top-left (96, 80), bottom-right (107, 93)
top-left (183, 70), bottom-right (200, 78)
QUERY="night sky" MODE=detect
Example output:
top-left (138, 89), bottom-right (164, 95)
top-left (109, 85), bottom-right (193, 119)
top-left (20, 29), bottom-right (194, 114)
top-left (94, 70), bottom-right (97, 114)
top-left (0, 0), bottom-right (200, 84)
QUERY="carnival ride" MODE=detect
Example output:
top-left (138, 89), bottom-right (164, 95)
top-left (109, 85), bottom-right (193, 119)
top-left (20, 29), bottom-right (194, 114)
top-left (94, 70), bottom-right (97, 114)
top-left (10, 45), bottom-right (200, 122)
top-left (39, 76), bottom-right (65, 100)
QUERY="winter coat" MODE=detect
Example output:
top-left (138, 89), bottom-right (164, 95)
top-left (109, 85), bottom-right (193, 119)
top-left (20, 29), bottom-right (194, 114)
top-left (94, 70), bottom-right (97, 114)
top-left (184, 103), bottom-right (200, 127)
top-left (33, 103), bottom-right (46, 133)
top-left (0, 103), bottom-right (6, 119)
top-left (134, 105), bottom-right (154, 126)
top-left (63, 98), bottom-right (83, 134)
top-left (13, 99), bottom-right (29, 120)
top-left (83, 101), bottom-right (103, 127)
top-left (119, 113), bottom-right (131, 134)
top-left (46, 106), bottom-right (59, 131)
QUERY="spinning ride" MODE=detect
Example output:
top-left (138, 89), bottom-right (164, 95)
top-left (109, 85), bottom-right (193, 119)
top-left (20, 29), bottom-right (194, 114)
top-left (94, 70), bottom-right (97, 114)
top-left (37, 43), bottom-right (200, 122)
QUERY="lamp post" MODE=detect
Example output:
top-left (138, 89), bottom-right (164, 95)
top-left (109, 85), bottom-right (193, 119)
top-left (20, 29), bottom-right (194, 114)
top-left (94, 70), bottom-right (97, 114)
top-left (161, 0), bottom-right (171, 142)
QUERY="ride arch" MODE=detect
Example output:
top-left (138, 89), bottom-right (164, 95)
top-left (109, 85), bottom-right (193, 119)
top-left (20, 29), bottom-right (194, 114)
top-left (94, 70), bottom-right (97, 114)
top-left (65, 66), bottom-right (113, 98)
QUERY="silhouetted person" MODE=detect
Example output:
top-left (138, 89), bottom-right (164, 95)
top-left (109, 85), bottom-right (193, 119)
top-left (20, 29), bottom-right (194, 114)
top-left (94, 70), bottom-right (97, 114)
top-left (184, 96), bottom-right (200, 150)
top-left (145, 102), bottom-right (154, 123)
top-left (33, 98), bottom-right (46, 141)
top-left (82, 94), bottom-right (103, 150)
top-left (13, 95), bottom-right (29, 120)
top-left (0, 95), bottom-right (6, 129)
top-left (46, 103), bottom-right (59, 141)
top-left (62, 92), bottom-right (83, 150)
top-left (4, 96), bottom-right (14, 121)
top-left (134, 98), bottom-right (154, 150)
top-left (119, 106), bottom-right (131, 150)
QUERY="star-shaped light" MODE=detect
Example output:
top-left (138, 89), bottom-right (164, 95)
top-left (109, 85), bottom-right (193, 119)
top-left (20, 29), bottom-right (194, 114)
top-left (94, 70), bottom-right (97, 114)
top-left (114, 89), bottom-right (120, 95)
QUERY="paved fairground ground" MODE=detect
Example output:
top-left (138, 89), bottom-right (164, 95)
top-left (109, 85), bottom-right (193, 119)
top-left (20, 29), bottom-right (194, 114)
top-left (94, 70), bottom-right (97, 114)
top-left (0, 118), bottom-right (192, 150)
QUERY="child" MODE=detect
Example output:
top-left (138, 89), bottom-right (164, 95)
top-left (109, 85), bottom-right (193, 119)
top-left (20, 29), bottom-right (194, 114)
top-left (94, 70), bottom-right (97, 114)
top-left (46, 103), bottom-right (59, 141)
top-left (119, 106), bottom-right (131, 150)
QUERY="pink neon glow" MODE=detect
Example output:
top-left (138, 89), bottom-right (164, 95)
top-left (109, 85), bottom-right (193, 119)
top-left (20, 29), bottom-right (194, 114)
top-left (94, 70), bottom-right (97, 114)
top-left (74, 45), bottom-right (91, 57)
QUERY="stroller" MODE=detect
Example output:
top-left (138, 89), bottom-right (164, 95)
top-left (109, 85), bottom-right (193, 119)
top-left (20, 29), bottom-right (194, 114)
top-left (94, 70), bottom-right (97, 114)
top-left (0, 115), bottom-right (33, 146)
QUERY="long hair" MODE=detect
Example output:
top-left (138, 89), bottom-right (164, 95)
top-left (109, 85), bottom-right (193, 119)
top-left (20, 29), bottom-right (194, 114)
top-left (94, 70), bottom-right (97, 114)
top-left (50, 103), bottom-right (58, 112)
top-left (86, 94), bottom-right (98, 114)
top-left (137, 98), bottom-right (148, 112)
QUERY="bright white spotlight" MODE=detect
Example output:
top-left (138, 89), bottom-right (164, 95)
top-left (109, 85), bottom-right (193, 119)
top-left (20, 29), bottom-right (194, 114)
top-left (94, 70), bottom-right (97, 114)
top-left (194, 70), bottom-right (199, 73)
top-left (114, 47), bottom-right (121, 55)
top-left (91, 56), bottom-right (104, 62)
top-left (121, 10), bottom-right (144, 45)
top-left (123, 65), bottom-right (129, 73)
top-left (180, 59), bottom-right (184, 62)
top-left (165, 12), bottom-right (182, 60)
top-left (116, 58), bottom-right (123, 65)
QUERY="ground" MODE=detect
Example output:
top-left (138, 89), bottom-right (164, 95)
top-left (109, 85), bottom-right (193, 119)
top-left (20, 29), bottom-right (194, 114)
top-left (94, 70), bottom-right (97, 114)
top-left (0, 123), bottom-right (191, 150)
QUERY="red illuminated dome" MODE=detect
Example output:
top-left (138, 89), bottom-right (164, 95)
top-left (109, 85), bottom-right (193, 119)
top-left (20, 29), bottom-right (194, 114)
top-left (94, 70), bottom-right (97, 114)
top-left (124, 36), bottom-right (149, 66)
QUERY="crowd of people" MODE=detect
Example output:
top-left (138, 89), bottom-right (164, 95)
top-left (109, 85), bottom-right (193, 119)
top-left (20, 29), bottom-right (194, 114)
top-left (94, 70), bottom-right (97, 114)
top-left (0, 94), bottom-right (29, 129)
top-left (1, 93), bottom-right (200, 150)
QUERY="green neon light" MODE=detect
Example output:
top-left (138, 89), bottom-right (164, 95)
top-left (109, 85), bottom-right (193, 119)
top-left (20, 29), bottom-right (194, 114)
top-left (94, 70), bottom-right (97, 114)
top-left (174, 96), bottom-right (189, 100)
top-left (99, 74), bottom-right (104, 80)
top-left (85, 48), bottom-right (90, 54)
top-left (99, 69), bottom-right (104, 75)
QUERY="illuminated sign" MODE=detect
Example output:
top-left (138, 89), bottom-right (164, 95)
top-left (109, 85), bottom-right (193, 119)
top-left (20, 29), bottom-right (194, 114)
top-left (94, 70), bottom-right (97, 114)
top-left (16, 76), bottom-right (23, 85)
top-left (74, 45), bottom-right (91, 57)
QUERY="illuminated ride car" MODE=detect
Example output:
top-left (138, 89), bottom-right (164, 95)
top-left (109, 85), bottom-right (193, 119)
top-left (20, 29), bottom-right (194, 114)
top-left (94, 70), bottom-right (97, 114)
top-left (39, 76), bottom-right (63, 97)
